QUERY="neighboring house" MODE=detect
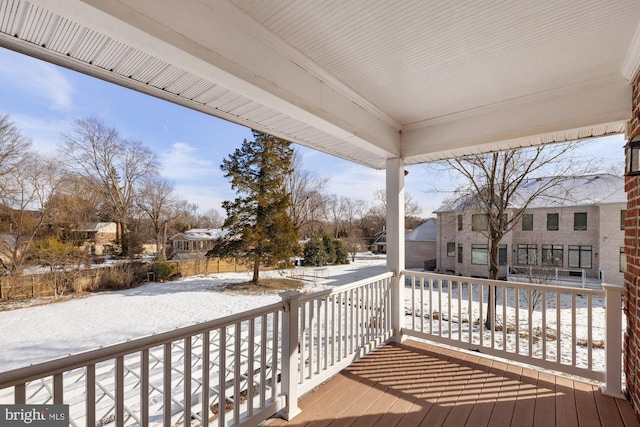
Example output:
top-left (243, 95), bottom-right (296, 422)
top-left (435, 174), bottom-right (625, 287)
top-left (73, 222), bottom-right (118, 255)
top-left (370, 220), bottom-right (438, 269)
top-left (169, 228), bottom-right (226, 259)
top-left (370, 230), bottom-right (387, 254)
top-left (405, 219), bottom-right (437, 269)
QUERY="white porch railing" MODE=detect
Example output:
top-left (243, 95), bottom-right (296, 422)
top-left (0, 272), bottom-right (393, 426)
top-left (402, 271), bottom-right (624, 396)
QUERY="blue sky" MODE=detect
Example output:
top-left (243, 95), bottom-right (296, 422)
top-left (0, 46), bottom-right (627, 218)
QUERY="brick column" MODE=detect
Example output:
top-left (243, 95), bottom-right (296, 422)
top-left (625, 70), bottom-right (640, 414)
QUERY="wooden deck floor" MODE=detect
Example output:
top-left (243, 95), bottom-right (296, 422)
top-left (264, 340), bottom-right (640, 427)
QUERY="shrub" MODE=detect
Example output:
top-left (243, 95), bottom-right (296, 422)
top-left (152, 262), bottom-right (176, 282)
top-left (98, 265), bottom-right (136, 290)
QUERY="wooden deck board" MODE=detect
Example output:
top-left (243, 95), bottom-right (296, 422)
top-left (262, 340), bottom-right (640, 427)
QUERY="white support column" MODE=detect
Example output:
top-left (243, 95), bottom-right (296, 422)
top-left (386, 157), bottom-right (406, 343)
top-left (601, 283), bottom-right (625, 398)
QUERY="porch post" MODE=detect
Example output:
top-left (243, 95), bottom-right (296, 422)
top-left (386, 157), bottom-right (405, 343)
top-left (279, 291), bottom-right (302, 420)
top-left (602, 283), bottom-right (625, 398)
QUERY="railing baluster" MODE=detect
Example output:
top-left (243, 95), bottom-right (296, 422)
top-left (479, 284), bottom-right (484, 348)
top-left (260, 315), bottom-right (267, 410)
top-left (247, 318), bottom-right (255, 417)
top-left (218, 327), bottom-right (226, 426)
top-left (201, 332), bottom-right (210, 427)
top-left (86, 364), bottom-right (95, 426)
top-left (53, 373), bottom-right (63, 405)
top-left (542, 290), bottom-right (547, 361)
top-left (527, 288), bottom-right (533, 357)
top-left (468, 283), bottom-right (472, 345)
top-left (448, 279), bottom-right (452, 339)
top-left (141, 349), bottom-right (149, 426)
top-left (556, 292), bottom-right (561, 364)
top-left (457, 280), bottom-right (462, 342)
top-left (184, 336), bottom-right (192, 425)
top-left (323, 297), bottom-right (328, 371)
top-left (14, 383), bottom-right (25, 404)
top-left (164, 343), bottom-right (172, 427)
top-left (515, 287), bottom-right (520, 355)
top-left (116, 356), bottom-right (124, 427)
top-left (587, 295), bottom-right (606, 370)
top-left (571, 293), bottom-right (577, 366)
top-left (502, 286), bottom-right (507, 351)
top-left (233, 322), bottom-right (241, 424)
top-left (300, 302), bottom-right (306, 383)
top-left (411, 275), bottom-right (416, 330)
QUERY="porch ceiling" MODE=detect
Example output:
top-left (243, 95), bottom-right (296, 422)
top-left (1, 0), bottom-right (638, 168)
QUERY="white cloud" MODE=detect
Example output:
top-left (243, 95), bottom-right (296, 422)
top-left (0, 49), bottom-right (73, 110)
top-left (158, 142), bottom-right (219, 180)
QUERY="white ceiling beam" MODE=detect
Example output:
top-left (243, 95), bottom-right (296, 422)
top-left (400, 73), bottom-right (631, 162)
top-left (32, 0), bottom-right (400, 158)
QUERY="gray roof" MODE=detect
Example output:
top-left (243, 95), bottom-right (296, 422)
top-left (436, 174), bottom-right (624, 212)
top-left (169, 228), bottom-right (227, 241)
top-left (405, 219), bottom-right (437, 242)
top-left (74, 222), bottom-right (114, 232)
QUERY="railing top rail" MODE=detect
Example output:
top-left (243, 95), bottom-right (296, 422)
top-left (298, 272), bottom-right (394, 303)
top-left (0, 301), bottom-right (285, 388)
top-left (403, 270), bottom-right (605, 297)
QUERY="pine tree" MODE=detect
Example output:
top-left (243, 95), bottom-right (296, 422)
top-left (207, 131), bottom-right (299, 283)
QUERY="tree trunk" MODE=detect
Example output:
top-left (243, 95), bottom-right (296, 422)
top-left (252, 257), bottom-right (260, 283)
top-left (484, 238), bottom-right (500, 330)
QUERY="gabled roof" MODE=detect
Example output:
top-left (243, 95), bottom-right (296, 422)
top-left (436, 174), bottom-right (624, 213)
top-left (405, 219), bottom-right (437, 242)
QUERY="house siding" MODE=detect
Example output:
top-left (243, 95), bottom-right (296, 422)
top-left (436, 192), bottom-right (624, 283)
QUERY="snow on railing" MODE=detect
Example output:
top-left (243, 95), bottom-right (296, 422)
top-left (402, 271), bottom-right (623, 394)
top-left (0, 272), bottom-right (394, 425)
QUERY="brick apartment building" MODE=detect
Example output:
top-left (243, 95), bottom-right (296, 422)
top-left (435, 174), bottom-right (625, 287)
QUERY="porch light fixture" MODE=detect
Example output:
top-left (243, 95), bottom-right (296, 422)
top-left (625, 134), bottom-right (640, 176)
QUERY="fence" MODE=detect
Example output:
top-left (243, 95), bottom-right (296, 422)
top-left (0, 272), bottom-right (393, 426)
top-left (0, 258), bottom-right (249, 302)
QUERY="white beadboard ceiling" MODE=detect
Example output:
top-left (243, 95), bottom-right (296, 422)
top-left (0, 0), bottom-right (638, 169)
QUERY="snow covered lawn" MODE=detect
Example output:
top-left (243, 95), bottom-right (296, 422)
top-left (0, 256), bottom-right (387, 371)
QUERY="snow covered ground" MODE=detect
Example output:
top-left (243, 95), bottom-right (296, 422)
top-left (0, 255), bottom-right (387, 371)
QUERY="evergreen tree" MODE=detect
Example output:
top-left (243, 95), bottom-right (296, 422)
top-left (333, 238), bottom-right (349, 265)
top-left (207, 131), bottom-right (299, 283)
top-left (322, 234), bottom-right (337, 264)
top-left (303, 235), bottom-right (327, 266)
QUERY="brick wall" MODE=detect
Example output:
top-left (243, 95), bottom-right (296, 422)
top-left (625, 69), bottom-right (640, 414)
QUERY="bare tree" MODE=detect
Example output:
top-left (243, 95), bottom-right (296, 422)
top-left (340, 196), bottom-right (368, 237)
top-left (444, 142), bottom-right (592, 329)
top-left (0, 154), bottom-right (62, 274)
top-left (197, 208), bottom-right (224, 228)
top-left (136, 177), bottom-right (180, 260)
top-left (0, 114), bottom-right (32, 200)
top-left (60, 117), bottom-right (159, 257)
top-left (286, 150), bottom-right (329, 237)
top-left (324, 194), bottom-right (344, 238)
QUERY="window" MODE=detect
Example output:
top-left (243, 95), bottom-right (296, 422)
top-left (621, 210), bottom-right (627, 230)
top-left (574, 212), bottom-right (587, 231)
top-left (621, 247), bottom-right (627, 273)
top-left (498, 244), bottom-right (507, 266)
top-left (457, 215), bottom-right (463, 231)
top-left (517, 244), bottom-right (537, 265)
top-left (457, 243), bottom-right (463, 263)
top-left (522, 213), bottom-right (533, 231)
top-left (471, 244), bottom-right (488, 265)
top-left (541, 244), bottom-right (563, 267)
top-left (568, 245), bottom-right (592, 269)
top-left (547, 213), bottom-right (559, 231)
top-left (447, 242), bottom-right (455, 257)
top-left (472, 214), bottom-right (488, 231)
